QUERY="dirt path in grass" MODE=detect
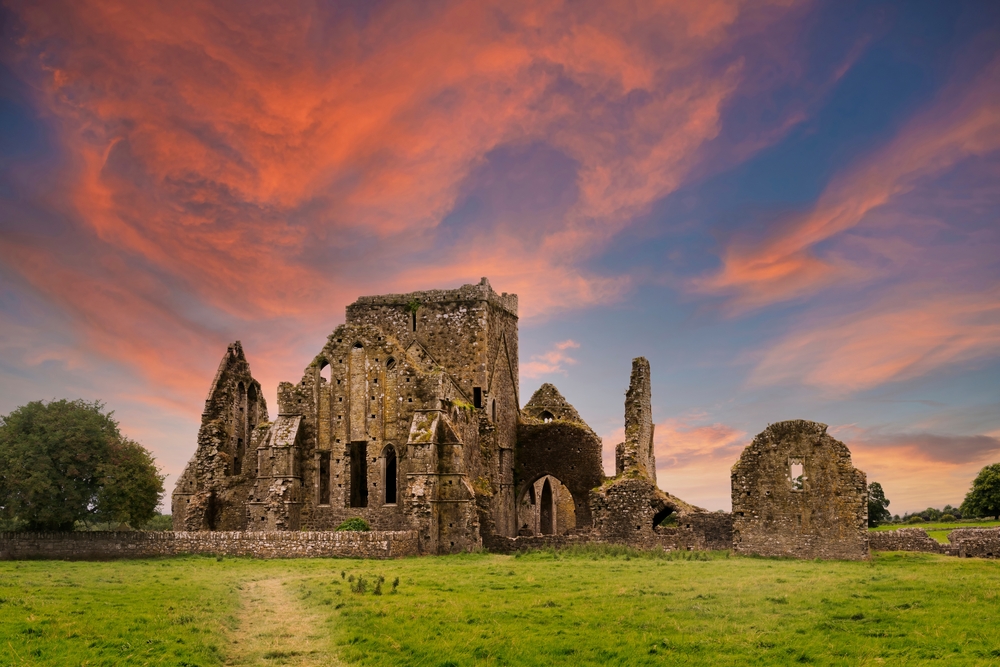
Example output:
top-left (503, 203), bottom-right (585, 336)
top-left (226, 578), bottom-right (341, 666)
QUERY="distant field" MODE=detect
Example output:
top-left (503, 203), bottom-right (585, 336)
top-left (2, 547), bottom-right (999, 666)
top-left (871, 519), bottom-right (1000, 544)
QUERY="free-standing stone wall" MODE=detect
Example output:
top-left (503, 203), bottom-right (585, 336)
top-left (732, 420), bottom-right (869, 560)
top-left (0, 530), bottom-right (419, 560)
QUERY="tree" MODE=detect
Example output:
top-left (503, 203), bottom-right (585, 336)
top-left (0, 399), bottom-right (164, 531)
top-left (94, 438), bottom-right (165, 528)
top-left (961, 463), bottom-right (1000, 520)
top-left (868, 482), bottom-right (891, 527)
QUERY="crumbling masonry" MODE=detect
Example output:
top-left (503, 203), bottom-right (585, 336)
top-left (731, 420), bottom-right (869, 560)
top-left (174, 279), bottom-right (865, 558)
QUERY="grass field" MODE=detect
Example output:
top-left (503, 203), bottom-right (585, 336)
top-left (870, 519), bottom-right (1000, 543)
top-left (2, 547), bottom-right (999, 666)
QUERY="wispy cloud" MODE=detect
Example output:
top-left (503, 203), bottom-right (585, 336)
top-left (522, 340), bottom-right (580, 378)
top-left (749, 286), bottom-right (1000, 393)
top-left (692, 57), bottom-right (1000, 312)
top-left (832, 423), bottom-right (1000, 513)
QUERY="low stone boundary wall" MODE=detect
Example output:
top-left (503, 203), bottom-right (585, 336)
top-left (949, 528), bottom-right (1000, 558)
top-left (868, 528), bottom-right (944, 554)
top-left (869, 526), bottom-right (1000, 558)
top-left (0, 530), bottom-right (420, 560)
top-left (484, 521), bottom-right (733, 555)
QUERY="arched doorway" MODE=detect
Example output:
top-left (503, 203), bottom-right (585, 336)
top-left (516, 475), bottom-right (576, 536)
top-left (539, 478), bottom-right (554, 534)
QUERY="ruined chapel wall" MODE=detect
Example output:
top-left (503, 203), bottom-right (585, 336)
top-left (484, 310), bottom-right (519, 536)
top-left (617, 357), bottom-right (656, 482)
top-left (346, 280), bottom-right (517, 402)
top-left (288, 325), bottom-right (433, 532)
top-left (173, 343), bottom-right (268, 532)
top-left (731, 420), bottom-right (869, 560)
top-left (515, 421), bottom-right (604, 529)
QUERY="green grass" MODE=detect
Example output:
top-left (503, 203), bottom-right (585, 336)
top-left (871, 519), bottom-right (1000, 543)
top-left (2, 548), bottom-right (1000, 665)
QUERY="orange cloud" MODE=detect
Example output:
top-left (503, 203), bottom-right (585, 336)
top-left (653, 415), bottom-right (747, 510)
top-left (0, 0), bottom-right (809, 416)
top-left (693, 57), bottom-right (1000, 311)
top-left (602, 414), bottom-right (746, 510)
top-left (749, 285), bottom-right (1000, 393)
top-left (833, 424), bottom-right (1000, 513)
top-left (522, 339), bottom-right (580, 378)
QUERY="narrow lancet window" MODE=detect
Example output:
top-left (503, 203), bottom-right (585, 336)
top-left (383, 445), bottom-right (397, 504)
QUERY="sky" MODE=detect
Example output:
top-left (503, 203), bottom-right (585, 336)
top-left (1, 0), bottom-right (998, 515)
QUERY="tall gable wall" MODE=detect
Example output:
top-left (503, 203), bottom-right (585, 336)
top-left (732, 420), bottom-right (869, 560)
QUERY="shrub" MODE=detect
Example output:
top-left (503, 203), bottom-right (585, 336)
top-left (906, 515), bottom-right (924, 524)
top-left (336, 517), bottom-right (371, 531)
top-left (939, 514), bottom-right (956, 522)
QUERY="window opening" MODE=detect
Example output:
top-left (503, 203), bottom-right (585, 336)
top-left (473, 387), bottom-right (483, 409)
top-left (411, 310), bottom-right (417, 332)
top-left (234, 438), bottom-right (243, 475)
top-left (540, 410), bottom-right (554, 423)
top-left (319, 361), bottom-right (331, 384)
top-left (491, 399), bottom-right (497, 422)
top-left (789, 460), bottom-right (804, 491)
top-left (384, 445), bottom-right (397, 504)
top-left (386, 357), bottom-right (396, 370)
top-left (653, 506), bottom-right (676, 528)
top-left (319, 452), bottom-right (331, 504)
top-left (350, 441), bottom-right (368, 507)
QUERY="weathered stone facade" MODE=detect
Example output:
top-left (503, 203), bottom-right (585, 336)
top-left (172, 280), bottom-right (731, 557)
top-left (515, 384), bottom-right (605, 532)
top-left (731, 421), bottom-right (869, 560)
top-left (172, 342), bottom-right (268, 531)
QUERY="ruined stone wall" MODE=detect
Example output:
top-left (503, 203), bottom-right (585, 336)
top-left (592, 478), bottom-right (680, 542)
top-left (515, 421), bottom-right (604, 529)
top-left (173, 342), bottom-right (268, 532)
top-left (293, 324), bottom-right (425, 532)
top-left (732, 421), bottom-right (869, 560)
top-left (948, 527), bottom-right (1000, 558)
top-left (345, 278), bottom-right (517, 404)
top-left (0, 531), bottom-right (419, 560)
top-left (403, 409), bottom-right (480, 554)
top-left (615, 358), bottom-right (656, 482)
top-left (484, 303), bottom-right (519, 538)
top-left (344, 278), bottom-right (519, 539)
top-left (484, 516), bottom-right (731, 554)
top-left (867, 528), bottom-right (945, 553)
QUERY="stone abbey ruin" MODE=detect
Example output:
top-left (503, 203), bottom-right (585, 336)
top-left (171, 278), bottom-right (866, 558)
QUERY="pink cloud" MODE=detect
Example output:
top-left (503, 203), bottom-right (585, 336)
top-left (749, 285), bottom-right (1000, 393)
top-left (833, 424), bottom-right (1000, 513)
top-left (602, 413), bottom-right (747, 511)
top-left (522, 339), bottom-right (580, 378)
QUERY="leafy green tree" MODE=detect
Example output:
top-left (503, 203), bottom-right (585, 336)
top-left (961, 463), bottom-right (1000, 520)
top-left (867, 482), bottom-right (891, 527)
top-left (0, 399), bottom-right (164, 531)
top-left (94, 438), bottom-right (165, 529)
